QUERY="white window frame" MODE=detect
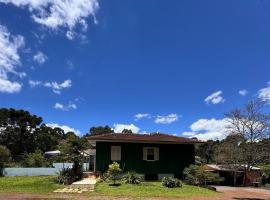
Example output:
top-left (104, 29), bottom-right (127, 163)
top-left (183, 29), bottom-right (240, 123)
top-left (111, 146), bottom-right (121, 161)
top-left (143, 147), bottom-right (159, 161)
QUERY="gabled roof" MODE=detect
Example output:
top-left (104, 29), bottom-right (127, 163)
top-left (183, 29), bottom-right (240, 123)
top-left (86, 133), bottom-right (201, 144)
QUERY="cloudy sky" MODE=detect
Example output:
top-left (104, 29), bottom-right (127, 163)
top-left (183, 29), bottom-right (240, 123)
top-left (0, 0), bottom-right (270, 140)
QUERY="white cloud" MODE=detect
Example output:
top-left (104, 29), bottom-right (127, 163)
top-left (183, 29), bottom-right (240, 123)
top-left (204, 91), bottom-right (225, 104)
top-left (134, 113), bottom-right (151, 121)
top-left (29, 79), bottom-right (72, 94)
top-left (154, 114), bottom-right (179, 124)
top-left (33, 51), bottom-right (47, 64)
top-left (66, 31), bottom-right (75, 40)
top-left (113, 124), bottom-right (140, 133)
top-left (46, 123), bottom-right (81, 135)
top-left (182, 118), bottom-right (229, 141)
top-left (29, 80), bottom-right (42, 87)
top-left (54, 102), bottom-right (77, 111)
top-left (239, 89), bottom-right (248, 96)
top-left (0, 77), bottom-right (22, 93)
top-left (44, 79), bottom-right (72, 94)
top-left (258, 82), bottom-right (270, 102)
top-left (0, 24), bottom-right (24, 93)
top-left (0, 0), bottom-right (99, 39)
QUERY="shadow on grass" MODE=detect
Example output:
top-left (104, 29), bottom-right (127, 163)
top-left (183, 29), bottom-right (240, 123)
top-left (108, 183), bottom-right (121, 187)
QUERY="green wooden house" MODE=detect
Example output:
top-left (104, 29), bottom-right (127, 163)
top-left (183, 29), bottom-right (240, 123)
top-left (87, 133), bottom-right (200, 180)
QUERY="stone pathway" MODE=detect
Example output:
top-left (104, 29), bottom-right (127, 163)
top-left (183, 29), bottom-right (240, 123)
top-left (53, 187), bottom-right (92, 193)
top-left (54, 177), bottom-right (97, 193)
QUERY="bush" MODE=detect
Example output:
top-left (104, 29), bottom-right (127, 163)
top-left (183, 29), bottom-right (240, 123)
top-left (259, 164), bottom-right (270, 185)
top-left (183, 165), bottom-right (223, 186)
top-left (162, 177), bottom-right (182, 188)
top-left (23, 150), bottom-right (47, 167)
top-left (122, 171), bottom-right (142, 184)
top-left (0, 145), bottom-right (11, 176)
top-left (104, 162), bottom-right (122, 185)
top-left (56, 168), bottom-right (79, 185)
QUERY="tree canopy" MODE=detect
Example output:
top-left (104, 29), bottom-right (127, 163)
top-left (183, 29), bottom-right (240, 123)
top-left (87, 125), bottom-right (114, 136)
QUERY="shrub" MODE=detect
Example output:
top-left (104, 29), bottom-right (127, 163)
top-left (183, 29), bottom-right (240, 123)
top-left (259, 164), bottom-right (270, 185)
top-left (56, 168), bottom-right (79, 185)
top-left (122, 171), bottom-right (142, 184)
top-left (183, 165), bottom-right (223, 186)
top-left (23, 150), bottom-right (47, 167)
top-left (0, 145), bottom-right (11, 176)
top-left (162, 177), bottom-right (182, 188)
top-left (104, 162), bottom-right (122, 185)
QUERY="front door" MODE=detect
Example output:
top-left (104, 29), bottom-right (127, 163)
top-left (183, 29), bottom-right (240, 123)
top-left (89, 155), bottom-right (95, 171)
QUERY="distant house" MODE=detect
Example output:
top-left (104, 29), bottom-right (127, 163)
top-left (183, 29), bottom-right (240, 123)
top-left (86, 133), bottom-right (200, 180)
top-left (203, 164), bottom-right (261, 186)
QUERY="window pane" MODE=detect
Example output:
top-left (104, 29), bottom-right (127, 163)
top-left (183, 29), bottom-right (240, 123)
top-left (111, 146), bottom-right (121, 161)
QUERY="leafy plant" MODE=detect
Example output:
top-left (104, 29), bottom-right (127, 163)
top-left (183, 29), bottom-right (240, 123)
top-left (104, 162), bottom-right (122, 185)
top-left (0, 145), bottom-right (11, 176)
top-left (162, 177), bottom-right (182, 188)
top-left (259, 164), bottom-right (270, 185)
top-left (122, 171), bottom-right (142, 184)
top-left (183, 165), bottom-right (223, 186)
top-left (56, 168), bottom-right (78, 185)
top-left (23, 150), bottom-right (47, 167)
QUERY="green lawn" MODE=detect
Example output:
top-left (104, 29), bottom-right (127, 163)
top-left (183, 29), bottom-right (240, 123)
top-left (94, 181), bottom-right (217, 198)
top-left (0, 176), bottom-right (63, 194)
top-left (0, 176), bottom-right (217, 199)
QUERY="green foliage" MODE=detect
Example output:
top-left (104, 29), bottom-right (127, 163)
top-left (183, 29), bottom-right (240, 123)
top-left (0, 145), bottom-right (11, 176)
top-left (122, 171), bottom-right (142, 184)
top-left (0, 108), bottom-right (69, 163)
top-left (195, 140), bottom-right (219, 164)
top-left (162, 177), bottom-right (182, 188)
top-left (58, 135), bottom-right (89, 180)
top-left (183, 165), bottom-right (223, 186)
top-left (259, 164), bottom-right (270, 185)
top-left (121, 129), bottom-right (133, 134)
top-left (104, 162), bottom-right (122, 185)
top-left (56, 168), bottom-right (79, 185)
top-left (23, 150), bottom-right (47, 167)
top-left (88, 125), bottom-right (114, 136)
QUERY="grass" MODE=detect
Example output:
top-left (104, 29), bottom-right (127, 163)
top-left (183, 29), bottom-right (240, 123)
top-left (0, 176), bottom-right (63, 194)
top-left (0, 176), bottom-right (217, 199)
top-left (94, 181), bottom-right (218, 198)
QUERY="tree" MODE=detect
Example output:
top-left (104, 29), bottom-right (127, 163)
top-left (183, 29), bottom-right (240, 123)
top-left (214, 135), bottom-right (245, 186)
top-left (195, 140), bottom-right (219, 164)
top-left (0, 145), bottom-right (10, 176)
top-left (88, 125), bottom-right (114, 136)
top-left (59, 134), bottom-right (89, 180)
top-left (0, 108), bottom-right (43, 157)
top-left (121, 129), bottom-right (133, 134)
top-left (225, 99), bottom-right (270, 185)
top-left (0, 108), bottom-right (67, 161)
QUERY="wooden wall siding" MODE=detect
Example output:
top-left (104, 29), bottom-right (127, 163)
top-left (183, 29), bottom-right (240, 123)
top-left (96, 142), bottom-right (195, 176)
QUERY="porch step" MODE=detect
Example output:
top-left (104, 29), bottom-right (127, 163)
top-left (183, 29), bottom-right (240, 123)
top-left (83, 171), bottom-right (96, 179)
top-left (69, 178), bottom-right (96, 190)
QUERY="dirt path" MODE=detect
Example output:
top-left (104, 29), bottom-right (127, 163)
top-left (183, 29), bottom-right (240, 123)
top-left (0, 187), bottom-right (269, 200)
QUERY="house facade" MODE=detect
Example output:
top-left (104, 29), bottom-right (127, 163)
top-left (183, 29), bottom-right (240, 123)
top-left (87, 133), bottom-right (200, 180)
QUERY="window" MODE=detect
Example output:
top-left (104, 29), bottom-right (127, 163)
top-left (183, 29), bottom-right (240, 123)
top-left (143, 147), bottom-right (159, 161)
top-left (111, 146), bottom-right (121, 161)
top-left (147, 148), bottom-right (155, 161)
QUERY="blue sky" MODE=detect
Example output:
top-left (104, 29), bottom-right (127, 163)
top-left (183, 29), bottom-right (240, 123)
top-left (0, 0), bottom-right (270, 140)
